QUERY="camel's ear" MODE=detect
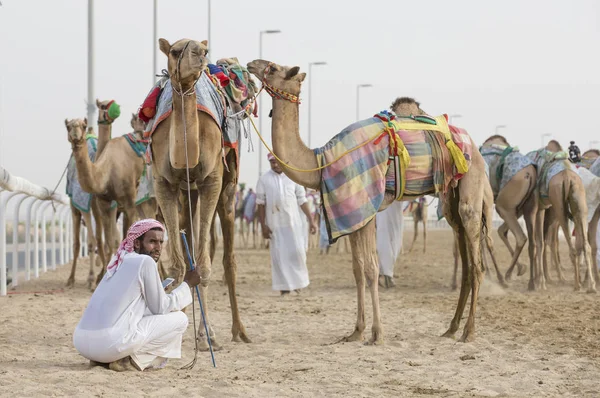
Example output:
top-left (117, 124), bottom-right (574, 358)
top-left (158, 38), bottom-right (171, 56)
top-left (201, 40), bottom-right (208, 47)
top-left (96, 99), bottom-right (101, 107)
top-left (295, 72), bottom-right (306, 83)
top-left (64, 119), bottom-right (69, 128)
top-left (83, 118), bottom-right (87, 129)
top-left (285, 66), bottom-right (301, 80)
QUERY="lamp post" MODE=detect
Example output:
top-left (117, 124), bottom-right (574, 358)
top-left (153, 0), bottom-right (157, 84)
top-left (356, 84), bottom-right (372, 121)
top-left (258, 29), bottom-right (281, 177)
top-left (541, 133), bottom-right (551, 147)
top-left (87, 0), bottom-right (95, 129)
top-left (308, 61), bottom-right (327, 148)
top-left (495, 124), bottom-right (507, 135)
top-left (589, 140), bottom-right (600, 149)
top-left (449, 114), bottom-right (462, 125)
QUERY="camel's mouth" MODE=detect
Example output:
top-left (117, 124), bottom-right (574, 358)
top-left (246, 62), bottom-right (263, 79)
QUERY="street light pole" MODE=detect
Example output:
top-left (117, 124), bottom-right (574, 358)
top-left (87, 0), bottom-right (95, 129)
top-left (153, 0), bottom-right (157, 84)
top-left (589, 140), bottom-right (599, 149)
top-left (356, 84), bottom-right (372, 121)
top-left (495, 124), bottom-right (507, 135)
top-left (207, 0), bottom-right (211, 57)
top-left (308, 61), bottom-right (327, 148)
top-left (258, 29), bottom-right (281, 177)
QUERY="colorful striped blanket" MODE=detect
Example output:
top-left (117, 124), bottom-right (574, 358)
top-left (526, 149), bottom-right (574, 198)
top-left (316, 112), bottom-right (472, 243)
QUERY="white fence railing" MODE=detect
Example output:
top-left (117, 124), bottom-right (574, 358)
top-left (0, 165), bottom-right (76, 296)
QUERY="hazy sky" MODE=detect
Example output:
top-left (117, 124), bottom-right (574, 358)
top-left (0, 0), bottom-right (599, 195)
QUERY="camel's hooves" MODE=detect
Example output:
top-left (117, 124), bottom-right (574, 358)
top-left (232, 331), bottom-right (252, 343)
top-left (441, 329), bottom-right (456, 339)
top-left (364, 337), bottom-right (383, 346)
top-left (66, 280), bottom-right (74, 288)
top-left (517, 265), bottom-right (527, 277)
top-left (198, 338), bottom-right (223, 352)
top-left (586, 287), bottom-right (597, 294)
top-left (458, 332), bottom-right (475, 343)
top-left (336, 332), bottom-right (364, 344)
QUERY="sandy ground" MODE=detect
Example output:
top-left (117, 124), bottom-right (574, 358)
top-left (1, 230), bottom-right (600, 397)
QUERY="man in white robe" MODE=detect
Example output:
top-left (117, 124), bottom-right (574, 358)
top-left (257, 153), bottom-right (317, 295)
top-left (376, 200), bottom-right (407, 288)
top-left (73, 219), bottom-right (201, 371)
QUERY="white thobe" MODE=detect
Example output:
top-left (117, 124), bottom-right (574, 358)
top-left (376, 201), bottom-right (406, 277)
top-left (73, 252), bottom-right (192, 370)
top-left (256, 170), bottom-right (310, 291)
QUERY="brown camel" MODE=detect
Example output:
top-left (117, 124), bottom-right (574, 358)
top-left (479, 135), bottom-right (538, 288)
top-left (526, 141), bottom-right (595, 292)
top-left (65, 129), bottom-right (104, 289)
top-left (247, 59), bottom-right (489, 343)
top-left (150, 38), bottom-right (250, 349)
top-left (406, 197), bottom-right (428, 253)
top-left (65, 113), bottom-right (147, 284)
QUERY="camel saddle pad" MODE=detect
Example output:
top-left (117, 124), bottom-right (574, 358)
top-left (480, 145), bottom-right (535, 197)
top-left (315, 113), bottom-right (473, 243)
top-left (141, 72), bottom-right (242, 168)
top-left (526, 149), bottom-right (574, 198)
top-left (590, 157), bottom-right (600, 177)
top-left (66, 135), bottom-right (97, 213)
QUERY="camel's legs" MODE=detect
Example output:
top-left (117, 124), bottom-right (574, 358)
top-left (588, 208), bottom-right (600, 283)
top-left (66, 206), bottom-right (82, 288)
top-left (408, 219), bottom-right (419, 253)
top-left (81, 211), bottom-right (97, 289)
top-left (359, 221), bottom-right (382, 345)
top-left (422, 217), bottom-right (428, 253)
top-left (541, 210), bottom-right (557, 284)
top-left (91, 198), bottom-right (106, 271)
top-left (154, 178), bottom-right (186, 284)
top-left (522, 194), bottom-right (538, 288)
top-left (216, 166), bottom-right (251, 344)
top-left (339, 223), bottom-right (380, 343)
top-left (533, 208), bottom-right (547, 291)
top-left (94, 199), bottom-right (118, 285)
top-left (192, 169), bottom-right (224, 350)
top-left (451, 232), bottom-right (459, 291)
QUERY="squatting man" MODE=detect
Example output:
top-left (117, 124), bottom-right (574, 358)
top-left (73, 219), bottom-right (201, 371)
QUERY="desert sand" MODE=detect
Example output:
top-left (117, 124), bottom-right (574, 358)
top-left (1, 230), bottom-right (599, 397)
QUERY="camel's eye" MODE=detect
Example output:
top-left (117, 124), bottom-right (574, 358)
top-left (171, 50), bottom-right (181, 57)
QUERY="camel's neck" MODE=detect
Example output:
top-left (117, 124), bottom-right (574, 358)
top-left (72, 141), bottom-right (110, 195)
top-left (271, 99), bottom-right (320, 189)
top-left (169, 82), bottom-right (200, 169)
top-left (96, 123), bottom-right (112, 157)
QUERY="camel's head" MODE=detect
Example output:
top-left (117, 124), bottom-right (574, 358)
top-left (546, 139), bottom-right (563, 153)
top-left (96, 99), bottom-right (121, 125)
top-left (130, 113), bottom-right (145, 133)
top-left (390, 97), bottom-right (426, 117)
top-left (582, 149), bottom-right (600, 159)
top-left (246, 59), bottom-right (306, 99)
top-left (482, 135), bottom-right (510, 148)
top-left (65, 118), bottom-right (88, 147)
top-left (159, 38), bottom-right (208, 87)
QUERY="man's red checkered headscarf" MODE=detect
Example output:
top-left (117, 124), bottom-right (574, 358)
top-left (106, 218), bottom-right (165, 278)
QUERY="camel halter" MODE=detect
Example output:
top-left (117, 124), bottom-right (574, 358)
top-left (98, 100), bottom-right (118, 125)
top-left (261, 63), bottom-right (301, 104)
top-left (170, 40), bottom-right (216, 369)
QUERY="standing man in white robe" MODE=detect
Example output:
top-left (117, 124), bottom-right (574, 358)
top-left (73, 219), bottom-right (201, 372)
top-left (376, 200), bottom-right (407, 288)
top-left (257, 153), bottom-right (318, 295)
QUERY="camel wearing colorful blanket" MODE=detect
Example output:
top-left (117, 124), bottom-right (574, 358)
top-left (148, 38), bottom-right (250, 349)
top-left (248, 59), bottom-right (490, 343)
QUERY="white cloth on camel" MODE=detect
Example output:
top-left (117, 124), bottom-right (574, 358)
top-left (256, 169), bottom-right (310, 291)
top-left (73, 252), bottom-right (192, 370)
top-left (376, 200), bottom-right (406, 277)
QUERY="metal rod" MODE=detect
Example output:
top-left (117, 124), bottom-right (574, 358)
top-left (87, 0), bottom-right (95, 128)
top-left (153, 0), bottom-right (157, 84)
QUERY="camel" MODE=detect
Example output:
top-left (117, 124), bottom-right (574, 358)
top-left (65, 112), bottom-right (149, 283)
top-left (149, 38), bottom-right (250, 349)
top-left (65, 128), bottom-right (104, 289)
top-left (247, 59), bottom-right (489, 343)
top-left (526, 141), bottom-right (595, 292)
top-left (406, 197), bottom-right (428, 253)
top-left (479, 135), bottom-right (538, 288)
